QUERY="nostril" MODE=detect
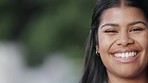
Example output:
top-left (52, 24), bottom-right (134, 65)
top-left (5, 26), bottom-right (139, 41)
top-left (116, 36), bottom-right (134, 46)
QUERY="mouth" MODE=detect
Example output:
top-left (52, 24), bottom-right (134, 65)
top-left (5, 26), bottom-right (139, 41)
top-left (112, 51), bottom-right (138, 59)
top-left (111, 50), bottom-right (140, 63)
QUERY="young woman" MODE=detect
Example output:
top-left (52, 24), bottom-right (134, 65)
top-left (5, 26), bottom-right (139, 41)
top-left (80, 0), bottom-right (148, 83)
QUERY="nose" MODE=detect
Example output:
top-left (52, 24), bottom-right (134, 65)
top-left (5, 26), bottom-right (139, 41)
top-left (116, 32), bottom-right (134, 47)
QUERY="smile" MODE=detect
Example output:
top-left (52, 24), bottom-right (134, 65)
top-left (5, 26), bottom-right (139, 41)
top-left (111, 51), bottom-right (140, 63)
top-left (113, 52), bottom-right (137, 59)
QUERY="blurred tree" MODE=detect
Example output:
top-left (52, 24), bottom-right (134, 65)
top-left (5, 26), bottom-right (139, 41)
top-left (0, 0), bottom-right (96, 66)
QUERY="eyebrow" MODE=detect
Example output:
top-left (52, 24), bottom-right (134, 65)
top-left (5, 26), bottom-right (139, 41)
top-left (100, 21), bottom-right (147, 29)
top-left (100, 23), bottom-right (119, 29)
top-left (128, 21), bottom-right (147, 27)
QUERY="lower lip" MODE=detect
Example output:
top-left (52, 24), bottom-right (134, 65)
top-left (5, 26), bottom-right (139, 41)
top-left (112, 53), bottom-right (139, 63)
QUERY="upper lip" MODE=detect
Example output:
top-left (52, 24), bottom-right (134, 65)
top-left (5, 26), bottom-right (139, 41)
top-left (111, 47), bottom-right (141, 54)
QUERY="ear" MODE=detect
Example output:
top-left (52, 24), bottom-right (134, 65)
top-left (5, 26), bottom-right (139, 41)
top-left (96, 45), bottom-right (99, 53)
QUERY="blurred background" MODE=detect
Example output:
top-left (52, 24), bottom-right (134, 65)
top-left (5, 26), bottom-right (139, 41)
top-left (0, 0), bottom-right (96, 83)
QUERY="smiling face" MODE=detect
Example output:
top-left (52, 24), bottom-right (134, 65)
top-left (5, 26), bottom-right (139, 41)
top-left (96, 6), bottom-right (148, 79)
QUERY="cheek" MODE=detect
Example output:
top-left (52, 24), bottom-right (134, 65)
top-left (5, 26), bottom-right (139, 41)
top-left (98, 34), bottom-right (113, 53)
top-left (137, 33), bottom-right (148, 50)
top-left (138, 36), bottom-right (148, 66)
top-left (132, 33), bottom-right (148, 63)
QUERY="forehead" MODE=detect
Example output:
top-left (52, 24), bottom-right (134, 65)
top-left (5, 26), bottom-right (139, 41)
top-left (99, 6), bottom-right (146, 26)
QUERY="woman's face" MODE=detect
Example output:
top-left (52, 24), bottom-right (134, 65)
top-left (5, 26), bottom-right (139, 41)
top-left (96, 6), bottom-right (148, 78)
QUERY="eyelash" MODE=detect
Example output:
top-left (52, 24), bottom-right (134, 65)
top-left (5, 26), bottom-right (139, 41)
top-left (130, 27), bottom-right (145, 32)
top-left (104, 30), bottom-right (118, 33)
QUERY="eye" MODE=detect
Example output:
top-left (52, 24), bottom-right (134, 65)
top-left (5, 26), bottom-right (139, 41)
top-left (130, 27), bottom-right (145, 32)
top-left (104, 29), bottom-right (118, 33)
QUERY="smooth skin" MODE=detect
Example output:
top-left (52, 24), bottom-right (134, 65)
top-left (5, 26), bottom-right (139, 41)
top-left (96, 6), bottom-right (148, 83)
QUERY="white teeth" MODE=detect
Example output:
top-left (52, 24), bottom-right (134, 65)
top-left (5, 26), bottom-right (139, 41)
top-left (113, 52), bottom-right (137, 58)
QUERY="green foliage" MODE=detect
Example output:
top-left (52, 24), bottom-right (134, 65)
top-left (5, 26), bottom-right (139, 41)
top-left (0, 0), bottom-right (96, 66)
